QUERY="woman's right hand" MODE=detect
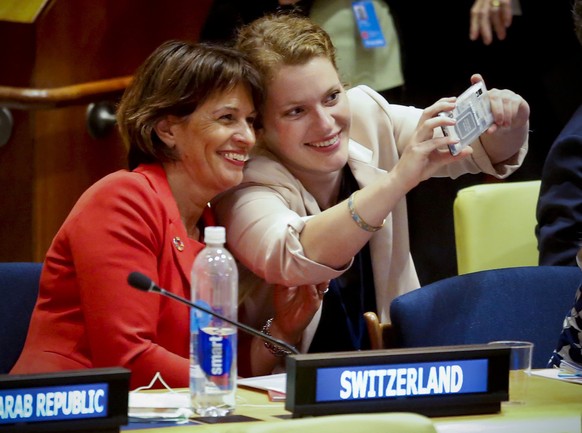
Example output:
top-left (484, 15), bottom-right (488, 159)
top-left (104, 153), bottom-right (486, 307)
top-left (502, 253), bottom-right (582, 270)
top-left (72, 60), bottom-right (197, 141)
top-left (391, 97), bottom-right (473, 191)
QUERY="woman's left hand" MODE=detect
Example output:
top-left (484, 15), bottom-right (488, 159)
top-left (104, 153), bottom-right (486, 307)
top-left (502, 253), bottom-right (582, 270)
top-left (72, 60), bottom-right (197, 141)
top-left (470, 74), bottom-right (530, 162)
top-left (477, 74), bottom-right (529, 133)
top-left (271, 281), bottom-right (329, 346)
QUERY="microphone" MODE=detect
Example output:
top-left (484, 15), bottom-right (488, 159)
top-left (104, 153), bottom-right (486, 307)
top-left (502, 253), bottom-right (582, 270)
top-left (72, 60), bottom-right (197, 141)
top-left (127, 271), bottom-right (299, 355)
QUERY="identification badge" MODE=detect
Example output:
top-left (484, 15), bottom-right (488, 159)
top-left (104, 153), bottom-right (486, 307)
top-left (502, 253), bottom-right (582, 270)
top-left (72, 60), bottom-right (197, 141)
top-left (352, 1), bottom-right (386, 49)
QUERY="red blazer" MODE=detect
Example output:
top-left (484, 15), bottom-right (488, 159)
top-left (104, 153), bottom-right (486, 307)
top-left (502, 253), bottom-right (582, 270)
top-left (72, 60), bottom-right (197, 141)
top-left (11, 164), bottom-right (205, 389)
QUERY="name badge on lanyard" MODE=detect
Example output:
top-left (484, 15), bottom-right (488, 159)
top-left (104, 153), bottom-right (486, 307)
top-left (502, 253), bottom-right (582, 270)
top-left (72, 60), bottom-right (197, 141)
top-left (352, 1), bottom-right (386, 49)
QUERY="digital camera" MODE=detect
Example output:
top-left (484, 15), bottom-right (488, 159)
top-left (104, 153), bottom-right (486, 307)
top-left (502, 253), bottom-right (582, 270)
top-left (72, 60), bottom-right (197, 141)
top-left (439, 81), bottom-right (494, 156)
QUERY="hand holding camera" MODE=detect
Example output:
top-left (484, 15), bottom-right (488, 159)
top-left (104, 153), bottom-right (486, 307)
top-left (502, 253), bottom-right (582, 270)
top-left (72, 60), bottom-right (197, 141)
top-left (438, 80), bottom-right (495, 156)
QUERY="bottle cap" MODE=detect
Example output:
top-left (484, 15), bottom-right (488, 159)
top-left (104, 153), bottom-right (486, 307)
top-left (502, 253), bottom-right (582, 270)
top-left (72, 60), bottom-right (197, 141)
top-left (204, 226), bottom-right (226, 244)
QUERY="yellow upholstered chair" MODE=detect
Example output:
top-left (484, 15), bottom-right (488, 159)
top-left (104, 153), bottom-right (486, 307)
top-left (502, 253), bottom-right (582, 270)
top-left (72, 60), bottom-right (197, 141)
top-left (232, 412), bottom-right (437, 433)
top-left (453, 180), bottom-right (541, 275)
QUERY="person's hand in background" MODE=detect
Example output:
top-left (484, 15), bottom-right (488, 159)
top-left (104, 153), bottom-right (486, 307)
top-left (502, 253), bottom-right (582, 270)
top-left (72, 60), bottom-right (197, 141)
top-left (470, 0), bottom-right (513, 45)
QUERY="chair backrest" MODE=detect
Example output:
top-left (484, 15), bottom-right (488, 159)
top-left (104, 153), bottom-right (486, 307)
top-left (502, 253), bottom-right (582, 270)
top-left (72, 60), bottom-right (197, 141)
top-left (453, 180), bottom-right (541, 275)
top-left (0, 262), bottom-right (42, 373)
top-left (364, 311), bottom-right (395, 350)
top-left (390, 266), bottom-right (581, 369)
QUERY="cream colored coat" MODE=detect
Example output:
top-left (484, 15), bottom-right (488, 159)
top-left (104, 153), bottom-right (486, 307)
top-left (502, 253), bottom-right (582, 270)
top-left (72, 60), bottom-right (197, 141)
top-left (214, 85), bottom-right (527, 351)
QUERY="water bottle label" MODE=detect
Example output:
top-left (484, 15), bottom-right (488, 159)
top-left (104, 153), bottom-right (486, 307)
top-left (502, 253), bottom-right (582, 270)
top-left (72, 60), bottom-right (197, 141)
top-left (197, 327), bottom-right (234, 378)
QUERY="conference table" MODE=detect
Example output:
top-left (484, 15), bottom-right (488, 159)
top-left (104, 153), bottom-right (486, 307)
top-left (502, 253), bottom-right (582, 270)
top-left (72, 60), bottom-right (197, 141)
top-left (126, 371), bottom-right (582, 433)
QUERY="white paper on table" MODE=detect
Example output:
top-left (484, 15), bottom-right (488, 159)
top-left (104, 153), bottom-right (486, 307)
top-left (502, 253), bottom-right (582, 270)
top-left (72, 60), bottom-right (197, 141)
top-left (531, 368), bottom-right (582, 385)
top-left (128, 391), bottom-right (192, 421)
top-left (237, 373), bottom-right (287, 394)
top-left (129, 391), bottom-right (191, 408)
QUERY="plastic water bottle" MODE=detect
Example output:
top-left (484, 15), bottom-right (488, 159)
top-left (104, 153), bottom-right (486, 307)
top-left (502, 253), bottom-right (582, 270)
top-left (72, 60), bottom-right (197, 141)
top-left (190, 226), bottom-right (238, 416)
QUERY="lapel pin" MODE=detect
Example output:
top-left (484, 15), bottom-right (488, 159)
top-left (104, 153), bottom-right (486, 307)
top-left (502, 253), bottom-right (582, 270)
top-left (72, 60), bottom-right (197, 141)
top-left (172, 236), bottom-right (185, 252)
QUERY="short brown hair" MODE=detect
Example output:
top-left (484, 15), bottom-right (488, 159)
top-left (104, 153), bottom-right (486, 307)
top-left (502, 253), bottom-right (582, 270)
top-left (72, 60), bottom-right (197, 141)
top-left (117, 40), bottom-right (263, 170)
top-left (235, 13), bottom-right (337, 86)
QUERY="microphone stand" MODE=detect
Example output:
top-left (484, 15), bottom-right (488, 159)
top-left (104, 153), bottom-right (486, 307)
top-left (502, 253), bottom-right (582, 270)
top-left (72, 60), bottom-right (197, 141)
top-left (128, 272), bottom-right (299, 355)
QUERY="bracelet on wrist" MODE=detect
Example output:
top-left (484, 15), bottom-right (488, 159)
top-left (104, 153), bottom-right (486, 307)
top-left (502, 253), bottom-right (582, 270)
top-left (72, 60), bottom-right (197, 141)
top-left (348, 191), bottom-right (385, 232)
top-left (261, 318), bottom-right (294, 357)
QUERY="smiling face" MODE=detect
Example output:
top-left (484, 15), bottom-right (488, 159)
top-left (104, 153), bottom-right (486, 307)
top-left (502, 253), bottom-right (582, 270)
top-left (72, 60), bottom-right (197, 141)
top-left (260, 56), bottom-right (351, 184)
top-left (161, 83), bottom-right (257, 198)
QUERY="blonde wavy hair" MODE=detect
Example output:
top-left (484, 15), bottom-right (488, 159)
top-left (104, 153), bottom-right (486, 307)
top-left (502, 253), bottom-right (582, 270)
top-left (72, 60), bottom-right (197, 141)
top-left (235, 13), bottom-right (338, 87)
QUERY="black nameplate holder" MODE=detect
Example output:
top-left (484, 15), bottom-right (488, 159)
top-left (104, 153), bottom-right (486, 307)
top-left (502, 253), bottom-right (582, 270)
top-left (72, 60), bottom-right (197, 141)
top-left (0, 367), bottom-right (130, 433)
top-left (286, 344), bottom-right (509, 418)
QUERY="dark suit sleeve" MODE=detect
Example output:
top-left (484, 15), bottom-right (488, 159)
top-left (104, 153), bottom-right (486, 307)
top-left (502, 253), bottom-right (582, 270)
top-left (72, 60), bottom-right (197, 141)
top-left (536, 134), bottom-right (582, 266)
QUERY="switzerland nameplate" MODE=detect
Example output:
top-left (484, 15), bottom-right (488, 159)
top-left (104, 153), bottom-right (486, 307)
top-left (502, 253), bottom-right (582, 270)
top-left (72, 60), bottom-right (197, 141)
top-left (286, 344), bottom-right (509, 418)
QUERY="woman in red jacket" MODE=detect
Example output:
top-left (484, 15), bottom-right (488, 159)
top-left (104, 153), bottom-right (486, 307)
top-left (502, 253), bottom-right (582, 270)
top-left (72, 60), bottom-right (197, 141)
top-left (10, 40), bottom-right (263, 390)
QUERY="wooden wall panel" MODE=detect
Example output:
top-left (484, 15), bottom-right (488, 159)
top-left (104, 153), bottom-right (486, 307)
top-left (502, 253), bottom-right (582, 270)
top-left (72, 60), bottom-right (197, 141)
top-left (0, 21), bottom-right (37, 261)
top-left (0, 0), bottom-right (213, 262)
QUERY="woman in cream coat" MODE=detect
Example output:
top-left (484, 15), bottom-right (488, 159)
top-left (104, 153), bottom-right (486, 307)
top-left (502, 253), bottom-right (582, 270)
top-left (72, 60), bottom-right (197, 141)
top-left (214, 14), bottom-right (530, 376)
